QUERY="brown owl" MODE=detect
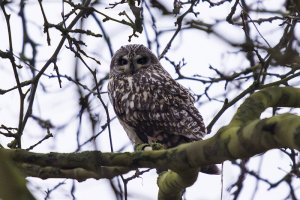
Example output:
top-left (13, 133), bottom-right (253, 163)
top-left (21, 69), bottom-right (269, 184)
top-left (108, 44), bottom-right (219, 174)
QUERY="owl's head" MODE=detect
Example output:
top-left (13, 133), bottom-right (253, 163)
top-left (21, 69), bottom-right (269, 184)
top-left (110, 44), bottom-right (159, 76)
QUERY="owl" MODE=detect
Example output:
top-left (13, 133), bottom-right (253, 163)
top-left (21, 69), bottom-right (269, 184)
top-left (108, 44), bottom-right (219, 174)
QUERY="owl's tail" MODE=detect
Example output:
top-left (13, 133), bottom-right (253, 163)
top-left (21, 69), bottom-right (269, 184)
top-left (157, 164), bottom-right (220, 175)
top-left (200, 164), bottom-right (220, 175)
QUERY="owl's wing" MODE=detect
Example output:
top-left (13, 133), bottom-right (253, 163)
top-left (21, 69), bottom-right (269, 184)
top-left (144, 67), bottom-right (206, 139)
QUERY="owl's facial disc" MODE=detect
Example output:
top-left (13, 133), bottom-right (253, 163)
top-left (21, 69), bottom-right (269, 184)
top-left (116, 54), bottom-right (150, 75)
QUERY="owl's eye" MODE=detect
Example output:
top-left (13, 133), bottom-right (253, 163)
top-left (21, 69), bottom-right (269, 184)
top-left (117, 58), bottom-right (128, 65)
top-left (136, 56), bottom-right (149, 65)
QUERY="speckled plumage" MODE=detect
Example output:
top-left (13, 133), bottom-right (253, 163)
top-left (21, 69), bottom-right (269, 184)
top-left (108, 44), bottom-right (206, 148)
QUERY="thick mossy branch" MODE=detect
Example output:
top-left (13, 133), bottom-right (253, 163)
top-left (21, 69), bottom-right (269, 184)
top-left (201, 113), bottom-right (300, 161)
top-left (230, 86), bottom-right (300, 126)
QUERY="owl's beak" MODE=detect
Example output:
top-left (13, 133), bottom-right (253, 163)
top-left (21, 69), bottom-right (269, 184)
top-left (129, 62), bottom-right (135, 74)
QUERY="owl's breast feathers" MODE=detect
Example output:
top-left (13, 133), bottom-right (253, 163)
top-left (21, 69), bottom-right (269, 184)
top-left (108, 65), bottom-right (206, 148)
